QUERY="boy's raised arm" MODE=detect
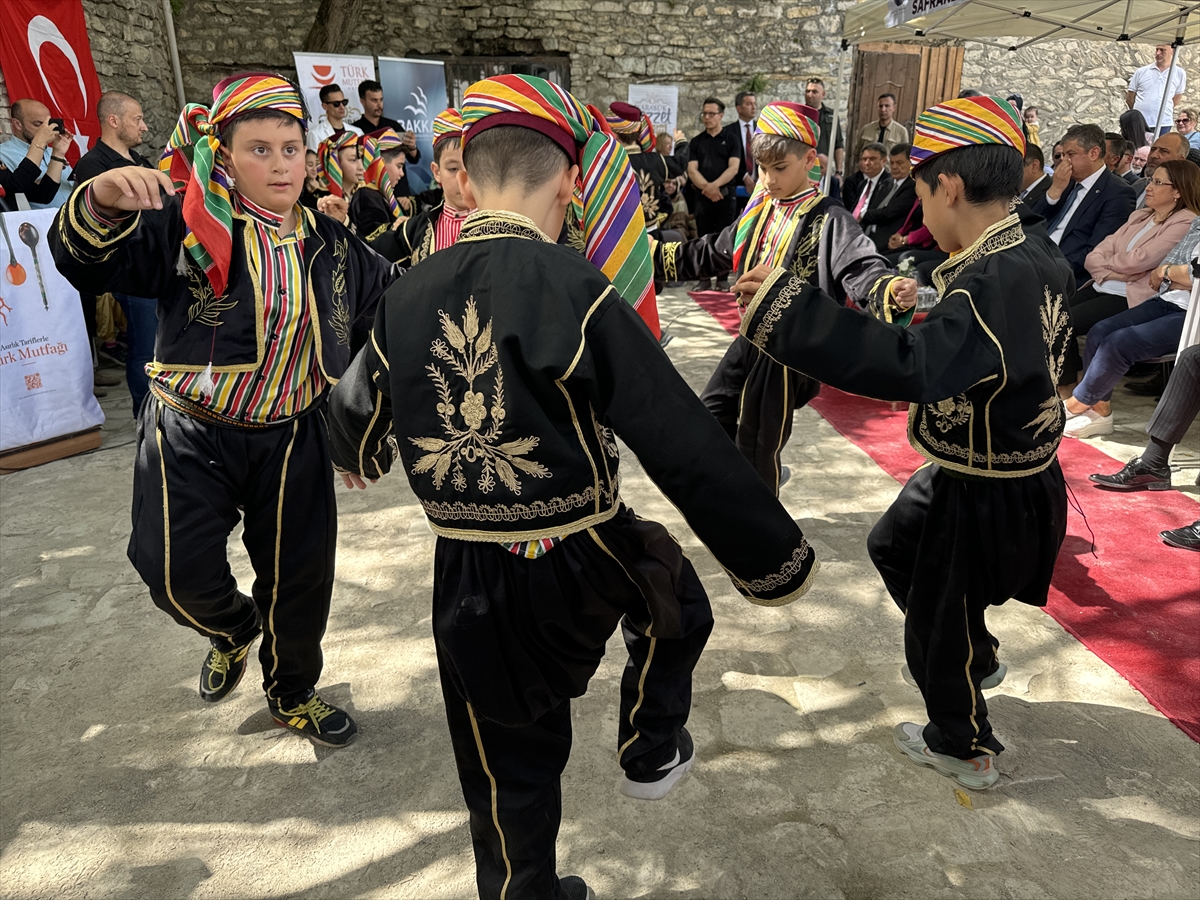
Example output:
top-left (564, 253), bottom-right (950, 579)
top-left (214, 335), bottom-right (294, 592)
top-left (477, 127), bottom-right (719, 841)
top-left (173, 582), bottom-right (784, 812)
top-left (327, 297), bottom-right (396, 481)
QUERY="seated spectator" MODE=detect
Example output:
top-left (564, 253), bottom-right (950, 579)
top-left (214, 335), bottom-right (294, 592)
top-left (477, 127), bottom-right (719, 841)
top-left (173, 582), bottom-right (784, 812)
top-left (0, 118), bottom-right (71, 211)
top-left (1031, 123), bottom-right (1137, 284)
top-left (859, 142), bottom-right (916, 252)
top-left (1061, 158), bottom-right (1199, 392)
top-left (1116, 140), bottom-right (1138, 183)
top-left (1177, 107), bottom-right (1200, 151)
top-left (1132, 131), bottom-right (1190, 207)
top-left (841, 142), bottom-right (891, 216)
top-left (1131, 144), bottom-right (1150, 176)
top-left (1021, 143), bottom-right (1051, 204)
top-left (1105, 132), bottom-right (1125, 170)
top-left (1062, 163), bottom-right (1200, 437)
top-left (1090, 344), bottom-right (1200, 550)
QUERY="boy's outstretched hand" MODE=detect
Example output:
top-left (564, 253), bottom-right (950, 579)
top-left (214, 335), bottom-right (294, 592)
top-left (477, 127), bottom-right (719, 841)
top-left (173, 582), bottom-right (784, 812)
top-left (732, 263), bottom-right (775, 306)
top-left (340, 472), bottom-right (376, 490)
top-left (89, 167), bottom-right (176, 216)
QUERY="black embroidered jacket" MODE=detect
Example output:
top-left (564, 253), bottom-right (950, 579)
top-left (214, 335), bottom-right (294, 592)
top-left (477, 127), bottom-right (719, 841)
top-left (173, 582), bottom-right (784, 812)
top-left (50, 186), bottom-right (395, 382)
top-left (368, 201), bottom-right (444, 266)
top-left (327, 211), bottom-right (818, 606)
top-left (739, 214), bottom-right (1074, 478)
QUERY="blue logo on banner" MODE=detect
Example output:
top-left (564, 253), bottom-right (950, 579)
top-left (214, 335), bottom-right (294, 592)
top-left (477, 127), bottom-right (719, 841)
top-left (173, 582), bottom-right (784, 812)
top-left (378, 58), bottom-right (449, 194)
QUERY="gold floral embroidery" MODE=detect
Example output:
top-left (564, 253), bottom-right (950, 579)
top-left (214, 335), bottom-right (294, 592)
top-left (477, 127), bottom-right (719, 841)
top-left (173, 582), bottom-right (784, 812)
top-left (457, 210), bottom-right (553, 245)
top-left (410, 298), bottom-right (551, 495)
top-left (410, 219), bottom-right (436, 265)
top-left (330, 237), bottom-right (351, 347)
top-left (730, 541), bottom-right (814, 593)
top-left (420, 484), bottom-right (618, 523)
top-left (932, 214), bottom-right (1024, 295)
top-left (929, 393), bottom-right (971, 433)
top-left (662, 242), bottom-right (680, 283)
top-left (751, 274), bottom-right (805, 346)
top-left (787, 212), bottom-right (826, 284)
top-left (1026, 286), bottom-right (1072, 439)
top-left (185, 266), bottom-right (236, 327)
top-left (916, 411), bottom-right (1061, 467)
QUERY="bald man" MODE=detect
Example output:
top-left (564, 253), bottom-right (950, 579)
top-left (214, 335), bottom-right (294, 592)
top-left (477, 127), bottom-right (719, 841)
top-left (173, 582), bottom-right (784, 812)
top-left (1132, 131), bottom-right (1190, 207)
top-left (72, 91), bottom-right (157, 413)
top-left (0, 99), bottom-right (73, 209)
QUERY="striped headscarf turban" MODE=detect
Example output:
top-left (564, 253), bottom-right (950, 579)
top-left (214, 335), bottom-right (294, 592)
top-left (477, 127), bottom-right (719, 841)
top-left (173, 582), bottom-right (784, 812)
top-left (361, 129), bottom-right (404, 221)
top-left (461, 75), bottom-right (660, 338)
top-left (317, 130), bottom-right (361, 200)
top-left (910, 96), bottom-right (1025, 169)
top-left (732, 101), bottom-right (822, 273)
top-left (433, 107), bottom-right (464, 146)
top-left (605, 101), bottom-right (656, 153)
top-left (159, 73), bottom-right (306, 298)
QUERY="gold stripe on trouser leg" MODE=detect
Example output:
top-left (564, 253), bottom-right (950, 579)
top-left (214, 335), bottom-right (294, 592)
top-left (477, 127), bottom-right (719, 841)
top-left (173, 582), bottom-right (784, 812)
top-left (962, 593), bottom-right (991, 754)
top-left (155, 407), bottom-right (232, 639)
top-left (264, 420), bottom-right (300, 702)
top-left (467, 702), bottom-right (513, 900)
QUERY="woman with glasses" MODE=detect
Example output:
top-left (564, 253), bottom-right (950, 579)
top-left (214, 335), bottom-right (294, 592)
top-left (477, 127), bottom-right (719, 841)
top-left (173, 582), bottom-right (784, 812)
top-left (1175, 108), bottom-right (1200, 151)
top-left (1062, 159), bottom-right (1200, 437)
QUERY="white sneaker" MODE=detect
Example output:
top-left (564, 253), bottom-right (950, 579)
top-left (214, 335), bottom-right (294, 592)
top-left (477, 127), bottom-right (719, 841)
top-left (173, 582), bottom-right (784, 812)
top-left (1063, 409), bottom-right (1113, 438)
top-left (892, 722), bottom-right (999, 790)
top-left (619, 728), bottom-right (695, 800)
top-left (901, 662), bottom-right (1007, 690)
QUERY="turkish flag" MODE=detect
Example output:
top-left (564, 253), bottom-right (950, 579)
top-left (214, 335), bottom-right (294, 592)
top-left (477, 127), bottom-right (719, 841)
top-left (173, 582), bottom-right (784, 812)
top-left (0, 0), bottom-right (103, 164)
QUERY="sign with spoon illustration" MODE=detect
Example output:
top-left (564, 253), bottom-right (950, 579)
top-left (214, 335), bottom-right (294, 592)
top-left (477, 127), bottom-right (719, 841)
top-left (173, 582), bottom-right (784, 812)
top-left (0, 215), bottom-right (26, 287)
top-left (17, 222), bottom-right (48, 310)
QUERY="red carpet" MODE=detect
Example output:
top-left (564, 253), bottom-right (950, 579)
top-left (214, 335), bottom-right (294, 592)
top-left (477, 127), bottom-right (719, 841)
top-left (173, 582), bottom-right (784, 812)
top-left (687, 289), bottom-right (742, 334)
top-left (691, 290), bottom-right (1200, 742)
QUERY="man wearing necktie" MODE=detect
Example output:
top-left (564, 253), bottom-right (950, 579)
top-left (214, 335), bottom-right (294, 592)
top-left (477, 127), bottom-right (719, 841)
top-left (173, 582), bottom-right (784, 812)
top-left (724, 91), bottom-right (758, 211)
top-left (843, 142), bottom-right (891, 220)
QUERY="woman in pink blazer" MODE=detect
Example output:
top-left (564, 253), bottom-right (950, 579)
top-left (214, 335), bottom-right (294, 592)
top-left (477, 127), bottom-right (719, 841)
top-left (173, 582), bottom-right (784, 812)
top-left (1061, 172), bottom-right (1197, 390)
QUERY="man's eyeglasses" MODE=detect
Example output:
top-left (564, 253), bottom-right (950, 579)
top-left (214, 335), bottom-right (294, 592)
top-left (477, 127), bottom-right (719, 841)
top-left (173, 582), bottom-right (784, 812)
top-left (325, 99), bottom-right (349, 107)
top-left (700, 110), bottom-right (721, 117)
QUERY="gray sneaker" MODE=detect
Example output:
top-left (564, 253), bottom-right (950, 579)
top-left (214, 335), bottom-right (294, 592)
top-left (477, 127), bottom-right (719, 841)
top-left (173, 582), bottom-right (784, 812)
top-left (893, 722), bottom-right (999, 790)
top-left (901, 661), bottom-right (1006, 691)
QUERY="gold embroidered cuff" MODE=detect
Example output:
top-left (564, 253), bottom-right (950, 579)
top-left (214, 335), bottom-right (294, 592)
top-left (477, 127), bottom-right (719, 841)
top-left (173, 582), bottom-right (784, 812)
top-left (662, 242), bottom-right (680, 283)
top-left (738, 266), bottom-right (790, 344)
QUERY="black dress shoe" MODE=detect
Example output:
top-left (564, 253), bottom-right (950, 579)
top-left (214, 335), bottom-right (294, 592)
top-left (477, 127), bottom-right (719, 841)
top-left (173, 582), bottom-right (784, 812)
top-left (1160, 520), bottom-right (1200, 551)
top-left (1126, 374), bottom-right (1165, 396)
top-left (1089, 456), bottom-right (1172, 491)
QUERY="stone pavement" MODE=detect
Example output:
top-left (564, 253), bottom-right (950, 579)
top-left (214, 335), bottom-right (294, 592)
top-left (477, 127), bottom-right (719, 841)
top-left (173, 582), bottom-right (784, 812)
top-left (2, 288), bottom-right (1198, 899)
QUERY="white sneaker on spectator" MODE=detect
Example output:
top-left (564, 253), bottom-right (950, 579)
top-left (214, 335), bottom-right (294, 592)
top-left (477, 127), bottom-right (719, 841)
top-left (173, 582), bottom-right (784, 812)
top-left (1063, 409), bottom-right (1113, 438)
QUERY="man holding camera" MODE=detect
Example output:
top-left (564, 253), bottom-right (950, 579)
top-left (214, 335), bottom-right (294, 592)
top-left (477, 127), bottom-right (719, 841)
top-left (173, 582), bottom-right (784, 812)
top-left (0, 98), bottom-right (74, 209)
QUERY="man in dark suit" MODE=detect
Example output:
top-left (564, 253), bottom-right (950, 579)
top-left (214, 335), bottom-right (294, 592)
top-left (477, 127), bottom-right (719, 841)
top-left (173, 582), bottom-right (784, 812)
top-left (1030, 123), bottom-right (1136, 283)
top-left (860, 143), bottom-right (917, 252)
top-left (1020, 143), bottom-right (1052, 206)
top-left (723, 91), bottom-right (757, 210)
top-left (841, 142), bottom-right (892, 215)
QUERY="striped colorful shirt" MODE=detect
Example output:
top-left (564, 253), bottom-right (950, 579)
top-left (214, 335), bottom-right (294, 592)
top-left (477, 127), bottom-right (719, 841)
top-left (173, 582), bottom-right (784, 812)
top-left (746, 188), bottom-right (819, 270)
top-left (148, 196), bottom-right (326, 423)
top-left (434, 204), bottom-right (472, 252)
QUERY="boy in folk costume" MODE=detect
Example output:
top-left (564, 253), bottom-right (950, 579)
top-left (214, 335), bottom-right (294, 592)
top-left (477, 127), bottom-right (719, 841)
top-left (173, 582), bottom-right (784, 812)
top-left (348, 129), bottom-right (408, 242)
top-left (313, 129), bottom-right (361, 227)
top-left (652, 102), bottom-right (914, 493)
top-left (327, 75), bottom-right (817, 899)
top-left (605, 101), bottom-right (688, 228)
top-left (373, 108), bottom-right (475, 266)
top-left (49, 74), bottom-right (396, 746)
top-left (730, 97), bottom-right (1071, 789)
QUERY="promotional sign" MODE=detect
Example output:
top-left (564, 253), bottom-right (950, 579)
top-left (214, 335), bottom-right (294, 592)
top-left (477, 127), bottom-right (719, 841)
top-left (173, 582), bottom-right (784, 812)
top-left (885, 0), bottom-right (973, 28)
top-left (0, 0), bottom-right (103, 162)
top-left (292, 52), bottom-right (376, 133)
top-left (627, 84), bottom-right (679, 144)
top-left (0, 209), bottom-right (103, 452)
top-left (377, 57), bottom-right (450, 193)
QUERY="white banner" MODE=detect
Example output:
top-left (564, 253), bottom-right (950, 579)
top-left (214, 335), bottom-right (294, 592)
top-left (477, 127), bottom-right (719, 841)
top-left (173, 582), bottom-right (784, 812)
top-left (0, 209), bottom-right (103, 452)
top-left (292, 52), bottom-right (377, 134)
top-left (627, 84), bottom-right (678, 144)
top-left (886, 0), bottom-right (973, 28)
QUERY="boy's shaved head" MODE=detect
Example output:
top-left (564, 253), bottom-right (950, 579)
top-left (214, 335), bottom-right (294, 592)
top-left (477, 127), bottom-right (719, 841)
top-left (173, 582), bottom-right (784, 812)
top-left (462, 126), bottom-right (570, 196)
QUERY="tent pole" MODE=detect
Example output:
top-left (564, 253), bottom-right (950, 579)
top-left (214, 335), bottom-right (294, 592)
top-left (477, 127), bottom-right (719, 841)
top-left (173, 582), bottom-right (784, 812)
top-left (823, 43), bottom-right (850, 194)
top-left (1153, 44), bottom-right (1183, 137)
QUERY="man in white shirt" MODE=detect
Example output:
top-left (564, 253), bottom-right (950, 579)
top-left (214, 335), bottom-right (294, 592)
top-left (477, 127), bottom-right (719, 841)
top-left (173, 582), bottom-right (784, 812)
top-left (0, 99), bottom-right (74, 209)
top-left (306, 83), bottom-right (363, 152)
top-left (1127, 45), bottom-right (1187, 136)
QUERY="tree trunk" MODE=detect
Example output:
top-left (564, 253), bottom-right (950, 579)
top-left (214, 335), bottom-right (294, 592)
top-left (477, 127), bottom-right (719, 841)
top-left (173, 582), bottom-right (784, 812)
top-left (302, 0), bottom-right (366, 54)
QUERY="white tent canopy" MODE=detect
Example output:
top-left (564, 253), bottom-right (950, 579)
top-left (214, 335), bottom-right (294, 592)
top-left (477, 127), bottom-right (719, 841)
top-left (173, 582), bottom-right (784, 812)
top-left (844, 1), bottom-right (1200, 50)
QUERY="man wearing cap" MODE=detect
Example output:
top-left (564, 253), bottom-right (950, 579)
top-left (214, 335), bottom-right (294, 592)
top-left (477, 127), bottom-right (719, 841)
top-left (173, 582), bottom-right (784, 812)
top-left (729, 96), bottom-right (1072, 791)
top-left (50, 73), bottom-right (397, 748)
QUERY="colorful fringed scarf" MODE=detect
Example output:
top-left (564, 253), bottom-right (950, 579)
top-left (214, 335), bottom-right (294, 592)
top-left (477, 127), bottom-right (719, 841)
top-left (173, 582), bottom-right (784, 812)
top-left (158, 73), bottom-right (306, 298)
top-left (360, 128), bottom-right (404, 221)
top-left (317, 130), bottom-right (360, 199)
top-left (433, 107), bottom-right (464, 146)
top-left (731, 101), bottom-right (821, 274)
top-left (605, 101), bottom-right (656, 153)
top-left (461, 75), bottom-right (660, 338)
top-left (910, 96), bottom-right (1025, 169)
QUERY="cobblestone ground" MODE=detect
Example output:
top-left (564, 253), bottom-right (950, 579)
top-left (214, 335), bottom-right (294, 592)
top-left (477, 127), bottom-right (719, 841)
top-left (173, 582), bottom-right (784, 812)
top-left (2, 288), bottom-right (1198, 899)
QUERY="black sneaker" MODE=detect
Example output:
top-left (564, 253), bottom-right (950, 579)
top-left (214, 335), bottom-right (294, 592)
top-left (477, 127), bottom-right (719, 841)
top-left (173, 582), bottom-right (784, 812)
top-left (1089, 456), bottom-right (1172, 491)
top-left (692, 278), bottom-right (712, 291)
top-left (619, 728), bottom-right (695, 800)
top-left (560, 875), bottom-right (596, 900)
top-left (270, 691), bottom-right (359, 747)
top-left (199, 639), bottom-right (254, 703)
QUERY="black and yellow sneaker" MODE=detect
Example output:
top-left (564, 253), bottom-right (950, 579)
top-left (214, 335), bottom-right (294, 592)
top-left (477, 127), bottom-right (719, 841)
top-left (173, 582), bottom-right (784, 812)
top-left (269, 692), bottom-right (359, 747)
top-left (199, 639), bottom-right (255, 703)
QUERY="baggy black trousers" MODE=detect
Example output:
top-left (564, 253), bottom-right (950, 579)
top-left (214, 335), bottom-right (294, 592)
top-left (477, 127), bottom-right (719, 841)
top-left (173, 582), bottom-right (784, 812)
top-left (867, 462), bottom-right (1067, 759)
top-left (700, 335), bottom-right (820, 495)
top-left (433, 506), bottom-right (714, 900)
top-left (128, 395), bottom-right (337, 703)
